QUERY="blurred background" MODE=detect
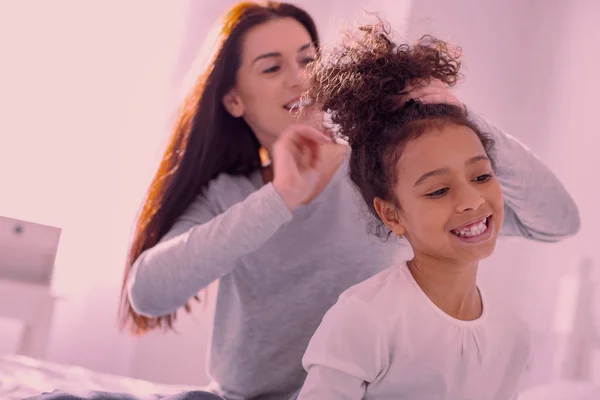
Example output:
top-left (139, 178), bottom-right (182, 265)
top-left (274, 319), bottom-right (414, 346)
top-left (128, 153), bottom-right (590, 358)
top-left (0, 0), bottom-right (597, 392)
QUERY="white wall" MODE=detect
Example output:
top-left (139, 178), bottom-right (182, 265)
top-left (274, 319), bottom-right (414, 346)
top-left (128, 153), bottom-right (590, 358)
top-left (546, 0), bottom-right (600, 380)
top-left (0, 0), bottom-right (188, 376)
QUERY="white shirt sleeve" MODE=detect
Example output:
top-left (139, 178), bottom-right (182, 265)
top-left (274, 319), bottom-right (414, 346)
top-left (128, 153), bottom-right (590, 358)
top-left (297, 296), bottom-right (388, 399)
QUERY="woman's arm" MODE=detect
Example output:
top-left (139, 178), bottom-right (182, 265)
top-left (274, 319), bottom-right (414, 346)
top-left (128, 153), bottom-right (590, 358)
top-left (128, 125), bottom-right (336, 317)
top-left (127, 182), bottom-right (292, 317)
top-left (402, 81), bottom-right (580, 242)
top-left (471, 113), bottom-right (580, 242)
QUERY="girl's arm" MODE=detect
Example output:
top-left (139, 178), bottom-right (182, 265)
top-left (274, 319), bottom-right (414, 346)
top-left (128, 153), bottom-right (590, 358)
top-left (298, 296), bottom-right (387, 399)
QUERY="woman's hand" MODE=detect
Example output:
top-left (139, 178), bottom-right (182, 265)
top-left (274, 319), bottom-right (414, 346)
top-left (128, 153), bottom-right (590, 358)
top-left (272, 124), bottom-right (332, 211)
top-left (403, 79), bottom-right (466, 111)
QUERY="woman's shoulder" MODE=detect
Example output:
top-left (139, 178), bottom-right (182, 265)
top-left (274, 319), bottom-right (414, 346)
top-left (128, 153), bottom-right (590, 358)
top-left (182, 170), bottom-right (263, 219)
top-left (203, 169), bottom-right (261, 199)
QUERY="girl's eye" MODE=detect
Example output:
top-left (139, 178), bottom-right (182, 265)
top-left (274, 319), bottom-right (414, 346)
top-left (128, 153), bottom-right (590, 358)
top-left (426, 188), bottom-right (449, 198)
top-left (474, 174), bottom-right (492, 183)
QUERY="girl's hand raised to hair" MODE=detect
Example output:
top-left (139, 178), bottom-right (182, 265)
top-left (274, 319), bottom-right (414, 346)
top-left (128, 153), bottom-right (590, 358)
top-left (272, 124), bottom-right (332, 212)
top-left (403, 78), bottom-right (466, 112)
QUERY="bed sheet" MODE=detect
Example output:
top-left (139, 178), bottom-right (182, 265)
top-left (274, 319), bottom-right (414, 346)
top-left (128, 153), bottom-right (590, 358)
top-left (0, 354), bottom-right (202, 400)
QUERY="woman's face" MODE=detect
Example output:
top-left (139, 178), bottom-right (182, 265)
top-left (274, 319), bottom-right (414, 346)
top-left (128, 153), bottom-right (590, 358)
top-left (222, 17), bottom-right (318, 152)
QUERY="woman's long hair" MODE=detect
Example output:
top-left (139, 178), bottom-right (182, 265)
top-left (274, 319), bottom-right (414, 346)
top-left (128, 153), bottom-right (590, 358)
top-left (119, 1), bottom-right (320, 334)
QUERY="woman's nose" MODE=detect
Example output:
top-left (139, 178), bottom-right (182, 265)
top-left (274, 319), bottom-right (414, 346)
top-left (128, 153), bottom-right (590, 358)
top-left (286, 64), bottom-right (306, 88)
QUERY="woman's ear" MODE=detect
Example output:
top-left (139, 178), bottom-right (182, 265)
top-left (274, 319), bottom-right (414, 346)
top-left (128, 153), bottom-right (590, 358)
top-left (222, 89), bottom-right (244, 117)
top-left (373, 197), bottom-right (406, 237)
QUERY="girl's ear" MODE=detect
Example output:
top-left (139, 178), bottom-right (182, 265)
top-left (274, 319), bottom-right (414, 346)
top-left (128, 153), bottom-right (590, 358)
top-left (373, 197), bottom-right (406, 237)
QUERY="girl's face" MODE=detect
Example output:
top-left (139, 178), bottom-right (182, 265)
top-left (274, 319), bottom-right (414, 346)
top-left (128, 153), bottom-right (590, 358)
top-left (376, 124), bottom-right (504, 265)
top-left (222, 17), bottom-right (318, 152)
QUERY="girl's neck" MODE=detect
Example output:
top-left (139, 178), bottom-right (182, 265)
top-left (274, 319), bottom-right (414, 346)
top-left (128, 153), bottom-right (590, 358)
top-left (407, 255), bottom-right (482, 321)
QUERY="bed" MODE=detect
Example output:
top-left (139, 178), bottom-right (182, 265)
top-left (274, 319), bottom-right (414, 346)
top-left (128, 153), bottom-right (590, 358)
top-left (0, 354), bottom-right (203, 400)
top-left (1, 256), bottom-right (598, 399)
top-left (2, 354), bottom-right (599, 400)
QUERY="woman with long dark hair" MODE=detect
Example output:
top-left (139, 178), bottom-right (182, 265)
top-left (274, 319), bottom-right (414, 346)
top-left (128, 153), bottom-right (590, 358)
top-left (37, 1), bottom-right (580, 400)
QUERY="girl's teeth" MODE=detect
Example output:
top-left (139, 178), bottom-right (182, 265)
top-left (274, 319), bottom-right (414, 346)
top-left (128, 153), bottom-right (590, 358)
top-left (452, 218), bottom-right (488, 237)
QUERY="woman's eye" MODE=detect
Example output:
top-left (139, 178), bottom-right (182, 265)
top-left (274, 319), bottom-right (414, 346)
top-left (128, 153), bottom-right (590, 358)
top-left (263, 66), bottom-right (280, 74)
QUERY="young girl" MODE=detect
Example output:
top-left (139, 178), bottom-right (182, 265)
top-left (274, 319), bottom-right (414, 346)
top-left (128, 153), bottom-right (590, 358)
top-left (297, 27), bottom-right (532, 399)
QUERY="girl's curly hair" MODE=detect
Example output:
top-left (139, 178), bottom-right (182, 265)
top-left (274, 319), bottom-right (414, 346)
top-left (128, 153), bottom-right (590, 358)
top-left (308, 22), bottom-right (495, 238)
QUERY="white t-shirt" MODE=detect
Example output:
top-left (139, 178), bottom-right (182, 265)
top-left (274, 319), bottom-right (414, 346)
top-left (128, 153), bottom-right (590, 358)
top-left (298, 262), bottom-right (531, 400)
